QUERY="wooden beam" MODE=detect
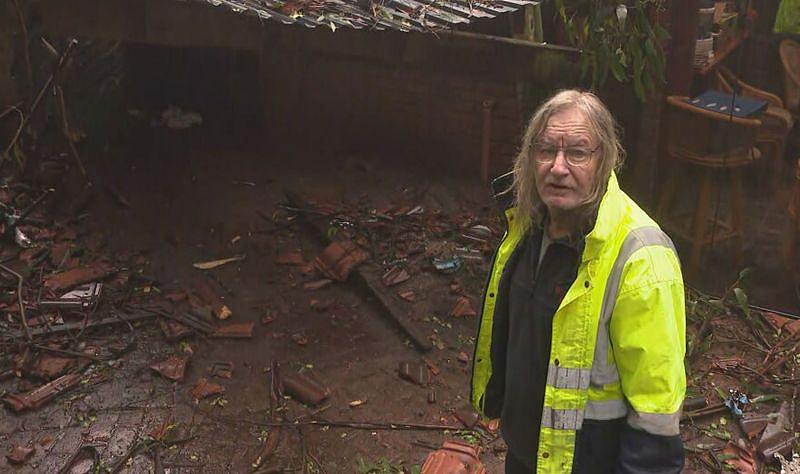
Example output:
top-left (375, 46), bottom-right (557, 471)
top-left (285, 191), bottom-right (433, 352)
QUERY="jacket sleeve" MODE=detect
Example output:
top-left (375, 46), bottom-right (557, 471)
top-left (609, 246), bottom-right (686, 473)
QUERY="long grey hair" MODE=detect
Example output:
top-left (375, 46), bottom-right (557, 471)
top-left (511, 89), bottom-right (626, 233)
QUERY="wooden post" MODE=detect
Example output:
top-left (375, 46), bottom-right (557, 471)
top-left (646, 2), bottom-right (699, 207)
top-left (481, 98), bottom-right (495, 182)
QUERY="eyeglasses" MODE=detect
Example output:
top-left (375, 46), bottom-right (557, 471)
top-left (532, 142), bottom-right (600, 167)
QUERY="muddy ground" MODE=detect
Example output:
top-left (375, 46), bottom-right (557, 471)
top-left (1, 123), bottom-right (799, 473)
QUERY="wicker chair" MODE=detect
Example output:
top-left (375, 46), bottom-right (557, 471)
top-left (658, 96), bottom-right (762, 270)
top-left (779, 38), bottom-right (800, 120)
top-left (789, 158), bottom-right (800, 272)
top-left (715, 66), bottom-right (793, 186)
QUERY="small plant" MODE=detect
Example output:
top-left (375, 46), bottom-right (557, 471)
top-left (453, 430), bottom-right (481, 445)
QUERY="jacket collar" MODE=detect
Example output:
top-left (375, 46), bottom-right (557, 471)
top-left (583, 172), bottom-right (626, 262)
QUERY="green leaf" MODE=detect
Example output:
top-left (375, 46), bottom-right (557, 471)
top-left (610, 57), bottom-right (626, 82)
top-left (733, 287), bottom-right (750, 317)
top-left (654, 24), bottom-right (670, 41)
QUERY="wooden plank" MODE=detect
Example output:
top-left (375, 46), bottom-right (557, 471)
top-left (285, 191), bottom-right (432, 352)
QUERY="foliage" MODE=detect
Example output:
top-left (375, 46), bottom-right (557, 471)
top-left (553, 0), bottom-right (669, 100)
top-left (453, 429), bottom-right (481, 445)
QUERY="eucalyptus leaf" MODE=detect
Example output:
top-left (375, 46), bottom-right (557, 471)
top-left (733, 287), bottom-right (750, 317)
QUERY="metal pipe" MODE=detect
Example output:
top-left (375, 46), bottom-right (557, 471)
top-left (435, 29), bottom-right (581, 53)
top-left (481, 98), bottom-right (495, 183)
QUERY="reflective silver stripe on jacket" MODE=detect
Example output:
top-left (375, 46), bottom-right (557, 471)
top-left (628, 410), bottom-right (682, 436)
top-left (584, 398), bottom-right (628, 420)
top-left (589, 226), bottom-right (677, 390)
top-left (542, 407), bottom-right (584, 430)
top-left (546, 365), bottom-right (591, 390)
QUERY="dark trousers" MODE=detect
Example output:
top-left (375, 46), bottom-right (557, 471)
top-left (503, 419), bottom-right (626, 474)
top-left (505, 451), bottom-right (534, 474)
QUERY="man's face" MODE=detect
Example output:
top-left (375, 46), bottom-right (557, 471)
top-left (533, 107), bottom-right (601, 218)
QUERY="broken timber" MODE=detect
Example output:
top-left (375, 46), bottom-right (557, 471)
top-left (284, 191), bottom-right (432, 351)
top-left (1, 308), bottom-right (156, 341)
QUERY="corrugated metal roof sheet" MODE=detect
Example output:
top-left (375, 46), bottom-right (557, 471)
top-left (197, 0), bottom-right (540, 32)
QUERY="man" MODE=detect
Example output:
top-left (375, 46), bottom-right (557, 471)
top-left (471, 90), bottom-right (686, 473)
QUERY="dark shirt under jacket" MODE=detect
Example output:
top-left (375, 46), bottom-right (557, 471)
top-left (500, 226), bottom-right (583, 471)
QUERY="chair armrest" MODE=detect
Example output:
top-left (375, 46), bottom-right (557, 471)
top-left (738, 80), bottom-right (784, 108)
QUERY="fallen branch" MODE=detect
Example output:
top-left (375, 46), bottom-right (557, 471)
top-left (196, 407), bottom-right (461, 431)
top-left (32, 344), bottom-right (109, 362)
top-left (0, 308), bottom-right (156, 342)
top-left (2, 38), bottom-right (77, 160)
top-left (759, 337), bottom-right (800, 377)
top-left (56, 85), bottom-right (87, 178)
top-left (681, 394), bottom-right (780, 421)
top-left (0, 262), bottom-right (31, 342)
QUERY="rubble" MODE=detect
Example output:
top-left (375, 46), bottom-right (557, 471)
top-left (398, 360), bottom-right (431, 386)
top-left (29, 350), bottom-right (92, 379)
top-left (191, 278), bottom-right (233, 320)
top-left (159, 318), bottom-right (194, 341)
top-left (423, 357), bottom-right (441, 376)
top-left (313, 240), bottom-right (368, 282)
top-left (210, 322), bottom-right (255, 339)
top-left (421, 440), bottom-right (486, 474)
top-left (3, 373), bottom-right (82, 412)
top-left (757, 403), bottom-right (796, 460)
top-left (38, 282), bottom-right (103, 310)
top-left (450, 296), bottom-right (477, 317)
top-left (459, 224), bottom-right (492, 245)
top-left (6, 445), bottom-right (35, 465)
top-left (276, 249), bottom-right (305, 266)
top-left (398, 290), bottom-right (416, 301)
top-left (721, 442), bottom-right (757, 474)
top-left (281, 371), bottom-right (329, 406)
top-left (454, 405), bottom-right (479, 429)
top-left (43, 262), bottom-right (115, 291)
top-left (58, 445), bottom-right (100, 474)
top-left (381, 266), bottom-right (410, 286)
top-left (209, 361), bottom-right (234, 379)
top-left (191, 377), bottom-right (225, 401)
top-left (150, 357), bottom-right (189, 382)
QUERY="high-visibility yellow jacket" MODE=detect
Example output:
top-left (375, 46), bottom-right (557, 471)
top-left (775, 0), bottom-right (800, 34)
top-left (471, 172), bottom-right (686, 473)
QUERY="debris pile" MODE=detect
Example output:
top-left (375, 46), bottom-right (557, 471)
top-left (682, 283), bottom-right (800, 472)
top-left (275, 191), bottom-right (496, 354)
top-left (0, 180), bottom-right (258, 468)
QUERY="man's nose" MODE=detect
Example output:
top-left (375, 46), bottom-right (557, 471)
top-left (549, 150), bottom-right (570, 175)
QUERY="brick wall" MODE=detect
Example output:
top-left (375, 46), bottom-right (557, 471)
top-left (264, 50), bottom-right (524, 177)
